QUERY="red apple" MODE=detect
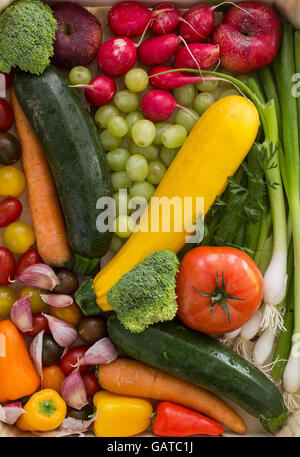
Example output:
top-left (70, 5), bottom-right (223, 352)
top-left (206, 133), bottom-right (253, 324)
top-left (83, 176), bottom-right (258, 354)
top-left (52, 2), bottom-right (102, 69)
top-left (212, 1), bottom-right (281, 73)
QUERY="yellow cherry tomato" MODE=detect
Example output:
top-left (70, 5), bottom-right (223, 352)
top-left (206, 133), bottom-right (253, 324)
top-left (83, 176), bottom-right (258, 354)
top-left (50, 302), bottom-right (83, 327)
top-left (20, 286), bottom-right (47, 313)
top-left (0, 286), bottom-right (17, 317)
top-left (0, 166), bottom-right (26, 197)
top-left (4, 221), bottom-right (35, 254)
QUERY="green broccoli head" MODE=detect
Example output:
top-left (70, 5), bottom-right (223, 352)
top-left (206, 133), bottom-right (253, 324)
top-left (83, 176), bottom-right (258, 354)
top-left (0, 0), bottom-right (57, 75)
top-left (107, 250), bottom-right (179, 333)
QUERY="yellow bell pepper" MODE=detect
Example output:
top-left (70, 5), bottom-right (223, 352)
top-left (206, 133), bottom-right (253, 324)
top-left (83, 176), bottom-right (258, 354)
top-left (93, 391), bottom-right (153, 437)
top-left (16, 389), bottom-right (67, 432)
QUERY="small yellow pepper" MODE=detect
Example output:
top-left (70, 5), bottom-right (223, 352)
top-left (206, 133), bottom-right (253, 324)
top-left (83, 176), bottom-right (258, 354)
top-left (93, 391), bottom-right (152, 437)
top-left (16, 389), bottom-right (67, 432)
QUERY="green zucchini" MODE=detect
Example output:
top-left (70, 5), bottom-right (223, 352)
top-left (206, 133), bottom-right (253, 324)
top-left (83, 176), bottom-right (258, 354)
top-left (14, 66), bottom-right (113, 275)
top-left (108, 315), bottom-right (287, 433)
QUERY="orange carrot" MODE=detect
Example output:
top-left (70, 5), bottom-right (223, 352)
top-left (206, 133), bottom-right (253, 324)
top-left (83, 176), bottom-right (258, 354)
top-left (10, 89), bottom-right (71, 266)
top-left (98, 358), bottom-right (247, 434)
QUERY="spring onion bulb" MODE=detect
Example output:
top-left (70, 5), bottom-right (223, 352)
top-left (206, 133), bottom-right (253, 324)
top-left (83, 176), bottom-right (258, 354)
top-left (253, 328), bottom-right (276, 366)
top-left (241, 310), bottom-right (262, 340)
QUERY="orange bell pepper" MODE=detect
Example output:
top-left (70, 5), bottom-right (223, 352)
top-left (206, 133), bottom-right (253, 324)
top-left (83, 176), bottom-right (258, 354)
top-left (0, 320), bottom-right (40, 402)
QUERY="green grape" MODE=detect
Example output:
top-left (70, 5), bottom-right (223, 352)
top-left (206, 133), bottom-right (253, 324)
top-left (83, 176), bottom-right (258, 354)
top-left (114, 190), bottom-right (129, 216)
top-left (132, 120), bottom-right (156, 147)
top-left (129, 142), bottom-right (158, 162)
top-left (236, 74), bottom-right (250, 84)
top-left (129, 181), bottom-right (156, 201)
top-left (110, 234), bottom-right (125, 253)
top-left (195, 80), bottom-right (219, 92)
top-left (147, 161), bottom-right (166, 185)
top-left (193, 92), bottom-right (215, 115)
top-left (114, 90), bottom-right (140, 113)
top-left (219, 69), bottom-right (235, 88)
top-left (114, 215), bottom-right (135, 238)
top-left (126, 111), bottom-right (144, 138)
top-left (107, 115), bottom-right (128, 138)
top-left (154, 122), bottom-right (171, 145)
top-left (69, 66), bottom-right (91, 85)
top-left (107, 148), bottom-right (130, 171)
top-left (174, 108), bottom-right (199, 133)
top-left (100, 129), bottom-right (122, 151)
top-left (95, 105), bottom-right (119, 129)
top-left (162, 124), bottom-right (187, 149)
top-left (173, 84), bottom-right (196, 106)
top-left (126, 154), bottom-right (149, 182)
top-left (218, 89), bottom-right (240, 100)
top-left (160, 146), bottom-right (179, 167)
top-left (111, 171), bottom-right (132, 191)
top-left (125, 68), bottom-right (148, 92)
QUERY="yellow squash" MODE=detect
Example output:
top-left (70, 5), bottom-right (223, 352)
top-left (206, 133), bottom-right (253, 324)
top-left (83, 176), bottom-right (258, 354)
top-left (95, 95), bottom-right (260, 310)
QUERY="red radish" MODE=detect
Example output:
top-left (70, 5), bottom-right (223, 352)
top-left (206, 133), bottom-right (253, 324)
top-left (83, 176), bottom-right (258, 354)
top-left (139, 33), bottom-right (180, 66)
top-left (97, 37), bottom-right (137, 77)
top-left (212, 1), bottom-right (282, 73)
top-left (151, 3), bottom-right (180, 35)
top-left (141, 89), bottom-right (196, 123)
top-left (84, 76), bottom-right (116, 106)
top-left (179, 5), bottom-right (215, 43)
top-left (174, 43), bottom-right (220, 73)
top-left (108, 1), bottom-right (153, 37)
top-left (149, 65), bottom-right (219, 90)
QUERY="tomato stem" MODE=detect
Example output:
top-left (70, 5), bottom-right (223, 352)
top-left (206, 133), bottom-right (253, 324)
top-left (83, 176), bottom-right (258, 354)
top-left (193, 271), bottom-right (245, 324)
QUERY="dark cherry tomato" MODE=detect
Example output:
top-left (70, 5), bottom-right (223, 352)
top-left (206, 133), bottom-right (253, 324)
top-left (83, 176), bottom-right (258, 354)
top-left (0, 70), bottom-right (14, 90)
top-left (0, 132), bottom-right (21, 165)
top-left (54, 268), bottom-right (79, 295)
top-left (42, 334), bottom-right (64, 366)
top-left (83, 371), bottom-right (100, 397)
top-left (0, 247), bottom-right (15, 285)
top-left (60, 345), bottom-right (89, 376)
top-left (0, 198), bottom-right (22, 228)
top-left (24, 313), bottom-right (49, 337)
top-left (79, 316), bottom-right (106, 345)
top-left (16, 249), bottom-right (42, 276)
top-left (0, 99), bottom-right (14, 132)
top-left (67, 404), bottom-right (93, 421)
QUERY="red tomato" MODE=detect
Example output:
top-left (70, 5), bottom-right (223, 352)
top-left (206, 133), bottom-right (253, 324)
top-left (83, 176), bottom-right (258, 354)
top-left (16, 249), bottom-right (42, 276)
top-left (24, 313), bottom-right (49, 337)
top-left (0, 198), bottom-right (23, 228)
top-left (0, 246), bottom-right (15, 285)
top-left (176, 246), bottom-right (263, 334)
top-left (60, 345), bottom-right (90, 376)
top-left (83, 371), bottom-right (100, 397)
top-left (0, 70), bottom-right (14, 90)
top-left (0, 99), bottom-right (14, 132)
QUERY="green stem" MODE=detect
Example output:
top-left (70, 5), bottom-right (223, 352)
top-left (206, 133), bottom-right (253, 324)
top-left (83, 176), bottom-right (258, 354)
top-left (280, 24), bottom-right (300, 334)
top-left (258, 67), bottom-right (282, 137)
top-left (254, 212), bottom-right (272, 268)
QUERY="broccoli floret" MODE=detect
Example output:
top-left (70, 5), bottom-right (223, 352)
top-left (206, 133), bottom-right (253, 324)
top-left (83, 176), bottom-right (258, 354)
top-left (0, 0), bottom-right (57, 75)
top-left (107, 250), bottom-right (179, 333)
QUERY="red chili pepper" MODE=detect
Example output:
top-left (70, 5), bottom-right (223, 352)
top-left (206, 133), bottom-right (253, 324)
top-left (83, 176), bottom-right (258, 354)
top-left (16, 249), bottom-right (42, 276)
top-left (152, 402), bottom-right (224, 437)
